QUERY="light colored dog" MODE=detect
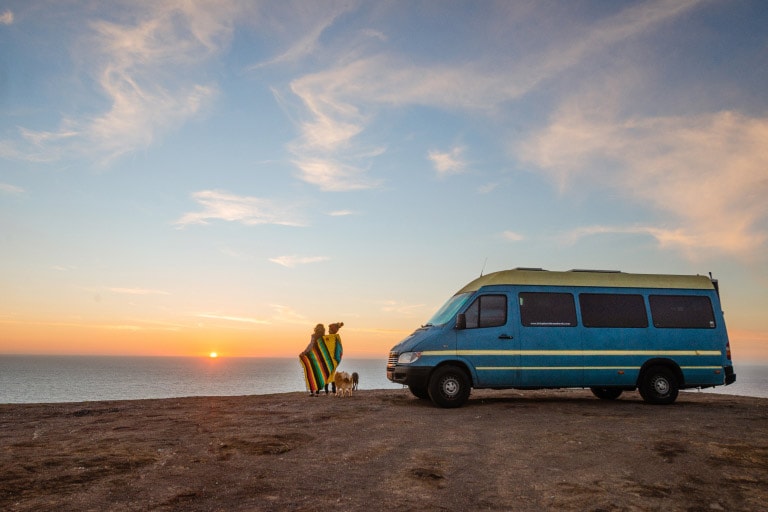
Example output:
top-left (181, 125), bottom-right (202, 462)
top-left (334, 371), bottom-right (354, 397)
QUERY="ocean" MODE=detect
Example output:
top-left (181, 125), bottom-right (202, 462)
top-left (0, 356), bottom-right (766, 404)
top-left (0, 356), bottom-right (401, 404)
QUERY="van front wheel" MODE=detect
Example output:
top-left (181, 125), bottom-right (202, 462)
top-left (428, 366), bottom-right (471, 408)
top-left (639, 366), bottom-right (679, 405)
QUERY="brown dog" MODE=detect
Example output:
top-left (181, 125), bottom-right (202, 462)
top-left (334, 371), bottom-right (353, 397)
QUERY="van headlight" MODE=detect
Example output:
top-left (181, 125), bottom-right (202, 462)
top-left (398, 352), bottom-right (422, 364)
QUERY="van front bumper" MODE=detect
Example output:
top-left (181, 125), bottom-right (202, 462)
top-left (387, 365), bottom-right (432, 388)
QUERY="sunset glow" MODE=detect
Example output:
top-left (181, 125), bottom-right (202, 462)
top-left (1, 2), bottom-right (767, 363)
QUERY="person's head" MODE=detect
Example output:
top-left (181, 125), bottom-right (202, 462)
top-left (328, 322), bottom-right (343, 334)
top-left (313, 324), bottom-right (325, 337)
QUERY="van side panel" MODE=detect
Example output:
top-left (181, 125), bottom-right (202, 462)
top-left (577, 288), bottom-right (654, 388)
top-left (465, 285), bottom-right (729, 391)
top-left (514, 286), bottom-right (728, 390)
top-left (517, 286), bottom-right (583, 387)
top-left (455, 290), bottom-right (519, 387)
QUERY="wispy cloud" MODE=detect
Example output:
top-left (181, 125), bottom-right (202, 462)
top-left (428, 146), bottom-right (467, 176)
top-left (379, 299), bottom-right (425, 317)
top-left (269, 304), bottom-right (307, 324)
top-left (291, 157), bottom-right (379, 191)
top-left (2, 2), bottom-right (244, 164)
top-left (519, 109), bottom-right (768, 257)
top-left (478, 182), bottom-right (500, 194)
top-left (558, 225), bottom-right (700, 249)
top-left (0, 10), bottom-right (12, 25)
top-left (176, 190), bottom-right (304, 228)
top-left (0, 183), bottom-right (24, 195)
top-left (196, 313), bottom-right (269, 325)
top-left (284, 1), bottom-right (700, 192)
top-left (501, 231), bottom-right (524, 242)
top-left (269, 255), bottom-right (329, 268)
top-left (518, 0), bottom-right (702, 94)
top-left (108, 287), bottom-right (170, 296)
top-left (247, 2), bottom-right (355, 69)
top-left (328, 209), bottom-right (355, 217)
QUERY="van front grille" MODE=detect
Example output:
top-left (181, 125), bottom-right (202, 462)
top-left (387, 352), bottom-right (398, 370)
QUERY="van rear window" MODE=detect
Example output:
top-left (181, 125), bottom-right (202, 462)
top-left (519, 292), bottom-right (577, 327)
top-left (649, 295), bottom-right (716, 328)
top-left (579, 293), bottom-right (648, 328)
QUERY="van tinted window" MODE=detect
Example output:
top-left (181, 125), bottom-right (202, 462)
top-left (580, 293), bottom-right (648, 328)
top-left (649, 295), bottom-right (716, 328)
top-left (464, 294), bottom-right (507, 328)
top-left (519, 292), bottom-right (577, 327)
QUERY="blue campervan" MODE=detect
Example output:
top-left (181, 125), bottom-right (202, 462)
top-left (386, 268), bottom-right (736, 408)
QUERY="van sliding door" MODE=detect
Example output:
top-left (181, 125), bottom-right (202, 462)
top-left (517, 291), bottom-right (582, 387)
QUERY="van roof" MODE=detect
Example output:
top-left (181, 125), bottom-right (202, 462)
top-left (455, 268), bottom-right (714, 295)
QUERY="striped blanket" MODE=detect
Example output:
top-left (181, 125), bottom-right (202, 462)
top-left (299, 334), bottom-right (343, 392)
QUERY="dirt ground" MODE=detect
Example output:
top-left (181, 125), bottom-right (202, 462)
top-left (1, 388), bottom-right (766, 511)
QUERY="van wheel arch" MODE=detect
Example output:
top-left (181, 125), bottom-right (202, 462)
top-left (638, 359), bottom-right (684, 387)
top-left (431, 361), bottom-right (473, 384)
top-left (638, 360), bottom-right (683, 405)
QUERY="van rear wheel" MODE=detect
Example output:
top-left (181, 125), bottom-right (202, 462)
top-left (639, 366), bottom-right (679, 405)
top-left (590, 387), bottom-right (623, 400)
top-left (428, 366), bottom-right (471, 408)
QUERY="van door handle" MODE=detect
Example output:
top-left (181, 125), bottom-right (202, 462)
top-left (498, 334), bottom-right (513, 339)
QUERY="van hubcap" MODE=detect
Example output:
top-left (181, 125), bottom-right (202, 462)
top-left (653, 376), bottom-right (670, 395)
top-left (442, 377), bottom-right (460, 397)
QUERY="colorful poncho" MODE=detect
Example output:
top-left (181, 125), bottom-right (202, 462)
top-left (299, 334), bottom-right (343, 392)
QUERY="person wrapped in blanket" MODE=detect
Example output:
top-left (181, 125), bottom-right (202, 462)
top-left (301, 322), bottom-right (344, 396)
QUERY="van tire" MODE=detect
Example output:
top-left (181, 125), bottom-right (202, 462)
top-left (408, 383), bottom-right (430, 400)
top-left (639, 366), bottom-right (679, 404)
top-left (428, 366), bottom-right (471, 408)
top-left (590, 387), bottom-right (623, 400)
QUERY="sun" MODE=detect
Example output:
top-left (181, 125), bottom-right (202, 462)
top-left (209, 352), bottom-right (218, 358)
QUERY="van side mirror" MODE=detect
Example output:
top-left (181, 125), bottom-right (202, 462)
top-left (455, 313), bottom-right (466, 330)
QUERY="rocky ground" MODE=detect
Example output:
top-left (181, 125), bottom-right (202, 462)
top-left (1, 388), bottom-right (766, 511)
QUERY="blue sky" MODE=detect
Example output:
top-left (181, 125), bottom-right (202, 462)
top-left (1, 0), bottom-right (767, 359)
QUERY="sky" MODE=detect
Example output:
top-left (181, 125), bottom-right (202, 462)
top-left (1, 0), bottom-right (767, 361)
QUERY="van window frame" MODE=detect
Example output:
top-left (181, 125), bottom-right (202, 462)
top-left (518, 292), bottom-right (577, 327)
top-left (463, 294), bottom-right (508, 329)
top-left (649, 294), bottom-right (716, 329)
top-left (579, 292), bottom-right (649, 328)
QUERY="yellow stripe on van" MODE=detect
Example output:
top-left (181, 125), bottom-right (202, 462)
top-left (422, 349), bottom-right (722, 357)
top-left (476, 365), bottom-right (722, 371)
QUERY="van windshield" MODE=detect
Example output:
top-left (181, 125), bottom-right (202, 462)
top-left (425, 292), bottom-right (472, 326)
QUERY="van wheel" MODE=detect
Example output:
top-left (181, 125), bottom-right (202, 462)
top-left (408, 383), bottom-right (430, 400)
top-left (590, 387), bottom-right (623, 400)
top-left (639, 366), bottom-right (679, 405)
top-left (428, 366), bottom-right (471, 408)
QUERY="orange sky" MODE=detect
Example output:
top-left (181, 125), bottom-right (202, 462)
top-left (0, 319), bottom-right (408, 359)
top-left (2, 319), bottom-right (766, 366)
